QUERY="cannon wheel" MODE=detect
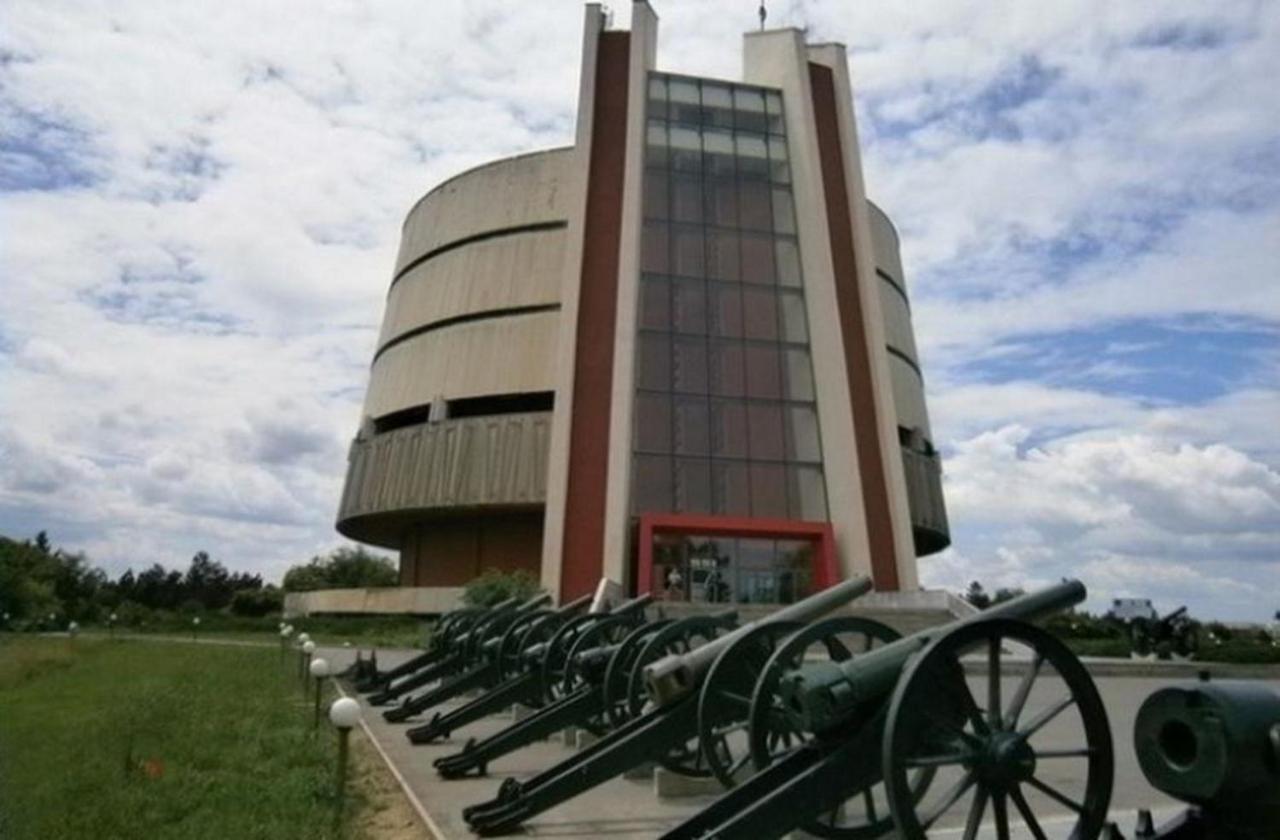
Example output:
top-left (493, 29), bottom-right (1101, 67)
top-left (883, 618), bottom-right (1113, 840)
top-left (623, 614), bottom-right (739, 777)
top-left (697, 620), bottom-right (803, 788)
top-left (500, 610), bottom-right (567, 687)
top-left (560, 614), bottom-right (643, 735)
top-left (538, 613), bottom-right (605, 704)
top-left (746, 615), bottom-right (907, 839)
top-left (602, 618), bottom-right (675, 729)
top-left (496, 609), bottom-right (556, 680)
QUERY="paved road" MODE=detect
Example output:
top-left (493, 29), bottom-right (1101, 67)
top-left (315, 646), bottom-right (1277, 839)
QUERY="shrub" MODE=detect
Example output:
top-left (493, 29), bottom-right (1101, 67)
top-left (282, 546), bottom-right (397, 592)
top-left (229, 586), bottom-right (283, 617)
top-left (463, 568), bottom-right (542, 607)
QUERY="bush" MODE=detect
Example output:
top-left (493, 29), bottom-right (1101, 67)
top-left (463, 568), bottom-right (542, 607)
top-left (229, 586), bottom-right (284, 617)
top-left (282, 546), bottom-right (397, 592)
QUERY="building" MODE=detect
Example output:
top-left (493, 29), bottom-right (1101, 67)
top-left (335, 2), bottom-right (949, 607)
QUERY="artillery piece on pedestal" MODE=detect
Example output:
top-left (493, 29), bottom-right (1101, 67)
top-left (461, 575), bottom-right (875, 835)
top-left (1130, 606), bottom-right (1198, 660)
top-left (353, 604), bottom-right (487, 693)
top-left (659, 580), bottom-right (1115, 840)
top-left (404, 591), bottom-right (654, 743)
top-left (383, 591), bottom-right (588, 722)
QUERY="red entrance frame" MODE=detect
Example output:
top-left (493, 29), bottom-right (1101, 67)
top-left (636, 512), bottom-right (840, 596)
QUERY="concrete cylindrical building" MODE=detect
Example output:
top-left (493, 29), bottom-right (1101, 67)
top-left (337, 2), bottom-right (948, 603)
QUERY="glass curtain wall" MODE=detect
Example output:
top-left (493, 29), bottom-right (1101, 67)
top-left (633, 73), bottom-right (829, 604)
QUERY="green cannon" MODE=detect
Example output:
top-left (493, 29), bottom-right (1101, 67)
top-left (404, 591), bottom-right (654, 744)
top-left (383, 591), bottom-right (582, 723)
top-left (434, 611), bottom-right (728, 778)
top-left (369, 593), bottom-right (550, 707)
top-left (1130, 605), bottom-right (1198, 660)
top-left (661, 580), bottom-right (1115, 840)
top-left (1131, 677), bottom-right (1280, 839)
top-left (354, 605), bottom-right (488, 693)
top-left (462, 575), bottom-right (873, 835)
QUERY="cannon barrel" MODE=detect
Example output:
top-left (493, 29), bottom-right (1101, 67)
top-left (479, 593), bottom-right (591, 655)
top-left (1135, 679), bottom-right (1280, 838)
top-left (1159, 604), bottom-right (1188, 623)
top-left (643, 575), bottom-right (873, 706)
top-left (782, 579), bottom-right (1087, 732)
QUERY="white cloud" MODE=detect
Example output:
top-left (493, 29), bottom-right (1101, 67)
top-left (0, 1), bottom-right (1276, 620)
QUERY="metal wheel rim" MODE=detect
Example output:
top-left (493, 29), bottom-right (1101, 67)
top-left (747, 615), bottom-right (905, 840)
top-left (697, 620), bottom-right (803, 789)
top-left (603, 619), bottom-right (675, 729)
top-left (883, 618), bottom-right (1113, 840)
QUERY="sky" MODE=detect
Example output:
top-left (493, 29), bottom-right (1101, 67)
top-left (1, 1), bottom-right (1276, 620)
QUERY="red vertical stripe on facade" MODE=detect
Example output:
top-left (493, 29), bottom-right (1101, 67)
top-left (808, 63), bottom-right (901, 591)
top-left (560, 32), bottom-right (631, 601)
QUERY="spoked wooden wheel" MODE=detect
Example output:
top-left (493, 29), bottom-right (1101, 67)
top-left (883, 618), bottom-right (1113, 840)
top-left (697, 621), bottom-right (802, 788)
top-left (561, 614), bottom-right (641, 735)
top-left (748, 616), bottom-right (905, 839)
top-left (497, 609), bottom-right (555, 681)
top-left (538, 613), bottom-right (602, 704)
top-left (602, 619), bottom-right (674, 729)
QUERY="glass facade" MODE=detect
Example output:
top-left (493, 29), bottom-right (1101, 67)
top-left (652, 533), bottom-right (815, 605)
top-left (632, 73), bottom-right (828, 524)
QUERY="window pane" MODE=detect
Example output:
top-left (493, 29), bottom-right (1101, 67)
top-left (740, 234), bottom-right (775, 284)
top-left (648, 76), bottom-right (667, 106)
top-left (744, 343), bottom-right (781, 398)
top-left (672, 278), bottom-right (706, 334)
top-left (642, 222), bottom-right (668, 273)
top-left (706, 179), bottom-right (737, 227)
top-left (646, 120), bottom-right (668, 169)
top-left (768, 135), bottom-right (790, 182)
top-left (639, 275), bottom-right (670, 330)
top-left (673, 396), bottom-right (710, 455)
top-left (674, 458), bottom-right (711, 513)
top-left (637, 332), bottom-right (671, 390)
top-left (764, 91), bottom-right (785, 132)
top-left (635, 392), bottom-right (672, 452)
top-left (735, 88), bottom-right (768, 133)
top-left (738, 180), bottom-right (772, 230)
top-left (747, 402), bottom-right (785, 460)
top-left (703, 129), bottom-right (735, 177)
top-left (772, 189), bottom-right (796, 234)
top-left (644, 170), bottom-right (669, 219)
top-left (670, 125), bottom-right (702, 171)
top-left (670, 78), bottom-right (700, 104)
top-left (633, 454), bottom-right (671, 513)
top-left (750, 462), bottom-right (787, 517)
top-left (785, 404), bottom-right (821, 462)
top-left (742, 286), bottom-right (779, 340)
top-left (711, 399), bottom-right (747, 457)
top-left (787, 465), bottom-right (828, 520)
top-left (703, 84), bottom-right (733, 110)
top-left (776, 238), bottom-right (801, 286)
top-left (709, 283), bottom-right (743, 337)
top-left (779, 290), bottom-right (808, 342)
top-left (673, 336), bottom-right (708, 393)
top-left (705, 230), bottom-right (740, 282)
top-left (783, 348), bottom-right (815, 401)
top-left (712, 460), bottom-right (751, 515)
top-left (671, 179), bottom-right (702, 222)
top-left (672, 226), bottom-right (704, 277)
top-left (736, 133), bottom-right (769, 179)
top-left (709, 340), bottom-right (745, 396)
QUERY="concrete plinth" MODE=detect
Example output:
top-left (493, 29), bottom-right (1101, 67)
top-left (575, 729), bottom-right (600, 750)
top-left (654, 767), bottom-right (724, 799)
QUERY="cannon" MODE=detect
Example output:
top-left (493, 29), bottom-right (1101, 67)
top-left (369, 594), bottom-right (548, 706)
top-left (1130, 676), bottom-right (1280, 839)
top-left (354, 606), bottom-right (487, 692)
top-left (404, 591), bottom-right (654, 744)
top-left (1131, 606), bottom-right (1198, 660)
top-left (435, 612), bottom-right (723, 778)
top-left (383, 591), bottom-right (585, 722)
top-left (660, 580), bottom-right (1115, 840)
top-left (462, 575), bottom-right (873, 835)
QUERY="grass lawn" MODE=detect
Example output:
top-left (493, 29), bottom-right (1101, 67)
top-left (0, 636), bottom-right (424, 840)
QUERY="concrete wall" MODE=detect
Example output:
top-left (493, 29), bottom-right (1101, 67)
top-left (283, 586), bottom-right (465, 618)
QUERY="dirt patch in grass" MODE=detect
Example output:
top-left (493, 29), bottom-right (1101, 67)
top-left (349, 729), bottom-right (434, 840)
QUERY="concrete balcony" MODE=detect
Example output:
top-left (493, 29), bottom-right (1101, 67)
top-left (901, 445), bottom-right (950, 556)
top-left (336, 411), bottom-right (552, 548)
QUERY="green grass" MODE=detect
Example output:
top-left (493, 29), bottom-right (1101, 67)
top-left (69, 614), bottom-right (430, 650)
top-left (0, 636), bottom-right (368, 840)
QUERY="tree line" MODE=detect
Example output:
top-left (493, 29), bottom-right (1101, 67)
top-left (0, 531), bottom-right (397, 627)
